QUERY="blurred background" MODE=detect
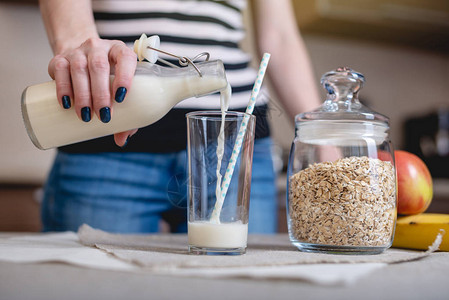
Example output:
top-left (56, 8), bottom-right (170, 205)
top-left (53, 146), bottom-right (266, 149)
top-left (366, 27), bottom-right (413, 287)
top-left (1, 0), bottom-right (448, 232)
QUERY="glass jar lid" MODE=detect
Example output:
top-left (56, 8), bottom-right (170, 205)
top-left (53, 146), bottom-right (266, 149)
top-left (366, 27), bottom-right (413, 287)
top-left (297, 67), bottom-right (389, 124)
top-left (296, 67), bottom-right (390, 145)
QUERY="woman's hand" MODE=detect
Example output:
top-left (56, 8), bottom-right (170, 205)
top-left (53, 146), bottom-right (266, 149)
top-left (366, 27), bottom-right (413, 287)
top-left (48, 37), bottom-right (138, 147)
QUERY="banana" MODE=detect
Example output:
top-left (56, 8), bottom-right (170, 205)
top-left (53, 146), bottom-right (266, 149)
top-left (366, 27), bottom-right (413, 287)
top-left (392, 213), bottom-right (448, 251)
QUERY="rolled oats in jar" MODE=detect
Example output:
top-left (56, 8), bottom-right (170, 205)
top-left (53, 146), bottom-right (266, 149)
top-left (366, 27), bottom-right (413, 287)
top-left (287, 68), bottom-right (396, 254)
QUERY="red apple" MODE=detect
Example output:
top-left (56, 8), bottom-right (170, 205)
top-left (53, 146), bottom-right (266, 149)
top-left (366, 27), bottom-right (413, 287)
top-left (395, 150), bottom-right (433, 215)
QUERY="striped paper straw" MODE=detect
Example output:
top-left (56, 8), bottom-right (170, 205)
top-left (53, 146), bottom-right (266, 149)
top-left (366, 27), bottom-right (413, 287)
top-left (210, 53), bottom-right (271, 223)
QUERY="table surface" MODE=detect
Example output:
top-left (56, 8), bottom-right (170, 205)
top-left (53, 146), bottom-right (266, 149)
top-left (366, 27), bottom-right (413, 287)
top-left (1, 233), bottom-right (449, 300)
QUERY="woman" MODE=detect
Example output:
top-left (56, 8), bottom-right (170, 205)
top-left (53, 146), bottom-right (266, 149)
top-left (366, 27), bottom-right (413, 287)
top-left (39, 0), bottom-right (321, 233)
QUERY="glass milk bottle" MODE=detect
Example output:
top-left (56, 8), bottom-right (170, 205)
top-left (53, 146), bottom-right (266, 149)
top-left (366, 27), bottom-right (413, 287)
top-left (21, 60), bottom-right (228, 150)
top-left (287, 67), bottom-right (396, 254)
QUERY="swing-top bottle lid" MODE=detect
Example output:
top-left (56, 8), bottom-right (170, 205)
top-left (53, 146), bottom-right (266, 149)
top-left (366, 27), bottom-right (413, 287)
top-left (133, 34), bottom-right (211, 77)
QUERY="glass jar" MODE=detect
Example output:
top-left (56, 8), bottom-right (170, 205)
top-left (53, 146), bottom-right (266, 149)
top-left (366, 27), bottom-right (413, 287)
top-left (287, 67), bottom-right (396, 254)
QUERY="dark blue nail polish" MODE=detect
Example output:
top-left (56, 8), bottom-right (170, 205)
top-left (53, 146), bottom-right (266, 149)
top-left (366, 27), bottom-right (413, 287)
top-left (115, 87), bottom-right (127, 103)
top-left (100, 107), bottom-right (111, 123)
top-left (62, 95), bottom-right (71, 109)
top-left (121, 136), bottom-right (130, 148)
top-left (81, 107), bottom-right (91, 122)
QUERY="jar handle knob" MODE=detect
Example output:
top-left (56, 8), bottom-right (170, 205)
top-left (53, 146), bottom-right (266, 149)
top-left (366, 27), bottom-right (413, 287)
top-left (321, 67), bottom-right (365, 110)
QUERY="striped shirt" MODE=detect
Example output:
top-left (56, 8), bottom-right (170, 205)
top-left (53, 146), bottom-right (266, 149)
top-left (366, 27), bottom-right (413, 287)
top-left (60, 0), bottom-right (270, 153)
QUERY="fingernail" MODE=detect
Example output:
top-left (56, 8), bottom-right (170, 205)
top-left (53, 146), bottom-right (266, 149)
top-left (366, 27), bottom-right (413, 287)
top-left (115, 87), bottom-right (127, 103)
top-left (100, 107), bottom-right (111, 123)
top-left (81, 107), bottom-right (91, 122)
top-left (62, 96), bottom-right (71, 109)
top-left (121, 135), bottom-right (130, 148)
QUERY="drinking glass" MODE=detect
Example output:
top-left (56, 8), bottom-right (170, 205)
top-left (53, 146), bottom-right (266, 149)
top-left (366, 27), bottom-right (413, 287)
top-left (186, 111), bottom-right (255, 255)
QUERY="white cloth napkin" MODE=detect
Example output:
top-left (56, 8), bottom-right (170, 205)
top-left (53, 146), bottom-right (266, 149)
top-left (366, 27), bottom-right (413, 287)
top-left (0, 232), bottom-right (136, 271)
top-left (0, 228), bottom-right (442, 286)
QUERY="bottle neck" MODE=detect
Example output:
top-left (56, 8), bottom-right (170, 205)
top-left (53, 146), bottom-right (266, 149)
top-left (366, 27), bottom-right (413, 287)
top-left (135, 60), bottom-right (228, 99)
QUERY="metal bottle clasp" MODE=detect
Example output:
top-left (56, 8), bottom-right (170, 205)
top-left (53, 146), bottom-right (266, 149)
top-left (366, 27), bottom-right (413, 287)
top-left (147, 46), bottom-right (210, 77)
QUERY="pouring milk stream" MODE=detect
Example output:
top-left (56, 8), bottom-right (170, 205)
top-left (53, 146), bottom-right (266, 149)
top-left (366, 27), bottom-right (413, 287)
top-left (137, 35), bottom-right (248, 248)
top-left (188, 53), bottom-right (271, 249)
top-left (187, 83), bottom-right (249, 250)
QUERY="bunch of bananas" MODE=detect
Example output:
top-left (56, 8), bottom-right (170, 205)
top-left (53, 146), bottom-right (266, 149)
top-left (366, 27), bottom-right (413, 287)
top-left (393, 213), bottom-right (448, 251)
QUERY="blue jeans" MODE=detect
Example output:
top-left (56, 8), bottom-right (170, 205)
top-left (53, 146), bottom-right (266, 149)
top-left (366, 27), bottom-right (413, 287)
top-left (42, 138), bottom-right (278, 233)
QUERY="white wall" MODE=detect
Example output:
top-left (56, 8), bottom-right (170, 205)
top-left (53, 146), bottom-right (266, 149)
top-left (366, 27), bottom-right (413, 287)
top-left (0, 3), bottom-right (55, 184)
top-left (1, 3), bottom-right (448, 184)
